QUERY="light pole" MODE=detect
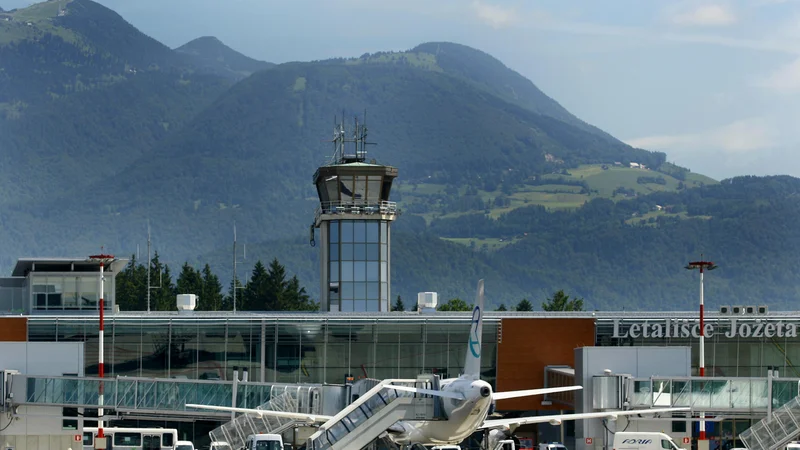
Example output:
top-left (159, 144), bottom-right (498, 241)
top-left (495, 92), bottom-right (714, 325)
top-left (89, 252), bottom-right (115, 450)
top-left (685, 255), bottom-right (717, 443)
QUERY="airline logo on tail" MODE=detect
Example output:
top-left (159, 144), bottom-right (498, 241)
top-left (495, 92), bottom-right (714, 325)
top-left (469, 306), bottom-right (482, 358)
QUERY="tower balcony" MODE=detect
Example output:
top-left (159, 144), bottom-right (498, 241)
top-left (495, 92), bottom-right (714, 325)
top-left (315, 200), bottom-right (400, 226)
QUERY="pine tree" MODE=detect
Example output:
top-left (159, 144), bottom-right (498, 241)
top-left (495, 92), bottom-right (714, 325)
top-left (437, 298), bottom-right (472, 311)
top-left (243, 260), bottom-right (270, 310)
top-left (176, 262), bottom-right (203, 297)
top-left (496, 304), bottom-right (507, 311)
top-left (198, 264), bottom-right (225, 311)
top-left (542, 290), bottom-right (584, 311)
top-left (392, 295), bottom-right (405, 311)
top-left (149, 253), bottom-right (176, 311)
top-left (285, 275), bottom-right (318, 311)
top-left (515, 299), bottom-right (533, 311)
top-left (264, 258), bottom-right (287, 310)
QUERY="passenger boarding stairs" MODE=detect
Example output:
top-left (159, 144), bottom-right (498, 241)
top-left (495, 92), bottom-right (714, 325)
top-left (741, 397), bottom-right (800, 450)
top-left (305, 374), bottom-right (446, 450)
top-left (208, 390), bottom-right (307, 450)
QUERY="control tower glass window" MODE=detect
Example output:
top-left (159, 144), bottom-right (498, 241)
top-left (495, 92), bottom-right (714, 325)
top-left (328, 219), bottom-right (389, 312)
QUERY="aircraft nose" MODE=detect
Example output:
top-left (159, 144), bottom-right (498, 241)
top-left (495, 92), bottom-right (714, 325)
top-left (480, 386), bottom-right (491, 398)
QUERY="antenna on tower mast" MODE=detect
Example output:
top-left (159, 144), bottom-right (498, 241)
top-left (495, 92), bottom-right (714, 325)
top-left (327, 110), bottom-right (377, 165)
top-left (232, 222), bottom-right (246, 313)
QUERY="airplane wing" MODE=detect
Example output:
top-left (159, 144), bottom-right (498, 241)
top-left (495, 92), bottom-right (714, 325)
top-left (493, 386), bottom-right (583, 401)
top-left (184, 404), bottom-right (333, 423)
top-left (479, 407), bottom-right (691, 429)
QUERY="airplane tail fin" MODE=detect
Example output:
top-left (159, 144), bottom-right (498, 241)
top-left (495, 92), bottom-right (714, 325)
top-left (463, 279), bottom-right (484, 380)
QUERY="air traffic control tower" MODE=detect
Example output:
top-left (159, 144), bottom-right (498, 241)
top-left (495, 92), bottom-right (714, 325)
top-left (312, 113), bottom-right (399, 312)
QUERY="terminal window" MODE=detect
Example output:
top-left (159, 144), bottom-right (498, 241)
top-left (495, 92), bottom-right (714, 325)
top-left (327, 220), bottom-right (389, 312)
top-left (31, 276), bottom-right (111, 311)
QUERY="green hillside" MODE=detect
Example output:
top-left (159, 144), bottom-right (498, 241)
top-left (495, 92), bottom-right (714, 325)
top-left (175, 36), bottom-right (275, 80)
top-left (0, 0), bottom-right (234, 203)
top-left (395, 164), bottom-right (717, 229)
top-left (195, 176), bottom-right (800, 310)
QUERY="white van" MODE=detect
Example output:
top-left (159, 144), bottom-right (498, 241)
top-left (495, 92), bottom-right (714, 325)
top-left (786, 442), bottom-right (800, 450)
top-left (242, 434), bottom-right (284, 450)
top-left (613, 432), bottom-right (685, 450)
top-left (540, 443), bottom-right (568, 450)
top-left (175, 441), bottom-right (195, 450)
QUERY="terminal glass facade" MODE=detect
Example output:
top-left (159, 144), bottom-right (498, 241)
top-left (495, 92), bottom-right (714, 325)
top-left (30, 274), bottom-right (113, 311)
top-left (27, 315), bottom-right (498, 387)
top-left (327, 219), bottom-right (389, 312)
top-left (597, 317), bottom-right (800, 377)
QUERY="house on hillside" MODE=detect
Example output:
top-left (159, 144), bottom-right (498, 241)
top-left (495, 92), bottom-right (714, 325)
top-left (629, 162), bottom-right (640, 168)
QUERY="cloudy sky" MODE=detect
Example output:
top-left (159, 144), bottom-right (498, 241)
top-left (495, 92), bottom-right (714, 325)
top-left (3, 0), bottom-right (799, 180)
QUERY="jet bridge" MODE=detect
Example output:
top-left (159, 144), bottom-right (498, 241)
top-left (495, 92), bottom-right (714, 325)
top-left (9, 372), bottom-right (330, 421)
top-left (626, 375), bottom-right (800, 450)
top-left (305, 374), bottom-right (447, 450)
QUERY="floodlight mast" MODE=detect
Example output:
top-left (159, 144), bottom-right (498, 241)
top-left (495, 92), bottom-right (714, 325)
top-left (88, 251), bottom-right (116, 447)
top-left (685, 255), bottom-right (718, 442)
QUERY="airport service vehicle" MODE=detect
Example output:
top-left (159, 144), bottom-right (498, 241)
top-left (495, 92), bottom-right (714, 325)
top-left (189, 280), bottom-right (688, 449)
top-left (433, 441), bottom-right (516, 450)
top-left (83, 427), bottom-right (178, 450)
top-left (613, 432), bottom-right (685, 450)
top-left (242, 434), bottom-right (284, 450)
top-left (539, 443), bottom-right (568, 450)
top-left (175, 441), bottom-right (195, 450)
top-left (209, 442), bottom-right (232, 450)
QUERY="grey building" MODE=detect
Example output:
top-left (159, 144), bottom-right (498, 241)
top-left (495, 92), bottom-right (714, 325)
top-left (0, 257), bottom-right (126, 315)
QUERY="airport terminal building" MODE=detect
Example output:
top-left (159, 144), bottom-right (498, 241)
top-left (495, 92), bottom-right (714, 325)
top-left (1, 257), bottom-right (799, 450)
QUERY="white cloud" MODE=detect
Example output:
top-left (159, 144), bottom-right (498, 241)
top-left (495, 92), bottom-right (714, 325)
top-left (625, 118), bottom-right (778, 155)
top-left (669, 4), bottom-right (737, 26)
top-left (470, 1), bottom-right (518, 29)
top-left (754, 58), bottom-right (800, 93)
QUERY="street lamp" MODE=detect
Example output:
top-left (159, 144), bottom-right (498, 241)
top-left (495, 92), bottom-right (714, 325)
top-left (89, 252), bottom-right (115, 450)
top-left (685, 255), bottom-right (718, 443)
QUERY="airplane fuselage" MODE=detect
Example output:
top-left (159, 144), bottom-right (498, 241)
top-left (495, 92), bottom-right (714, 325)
top-left (391, 378), bottom-right (494, 446)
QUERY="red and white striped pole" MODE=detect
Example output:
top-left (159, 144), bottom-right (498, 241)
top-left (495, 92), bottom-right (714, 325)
top-left (685, 257), bottom-right (717, 443)
top-left (90, 253), bottom-right (114, 446)
top-left (699, 263), bottom-right (705, 440)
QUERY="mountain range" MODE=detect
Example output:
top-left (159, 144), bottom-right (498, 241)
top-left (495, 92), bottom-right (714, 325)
top-left (0, 0), bottom-right (798, 310)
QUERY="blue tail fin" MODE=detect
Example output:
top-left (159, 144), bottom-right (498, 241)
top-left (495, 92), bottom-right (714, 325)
top-left (463, 279), bottom-right (484, 380)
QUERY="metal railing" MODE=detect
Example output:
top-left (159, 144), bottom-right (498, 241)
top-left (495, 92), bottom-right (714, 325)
top-left (741, 396), bottom-right (800, 450)
top-left (315, 200), bottom-right (399, 222)
top-left (209, 386), bottom-right (319, 450)
top-left (306, 377), bottom-right (444, 450)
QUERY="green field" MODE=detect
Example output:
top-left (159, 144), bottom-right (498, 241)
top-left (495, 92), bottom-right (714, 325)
top-left (0, 0), bottom-right (79, 46)
top-left (624, 210), bottom-right (714, 227)
top-left (345, 51), bottom-right (442, 71)
top-left (393, 163), bottom-right (719, 250)
top-left (441, 237), bottom-right (520, 251)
